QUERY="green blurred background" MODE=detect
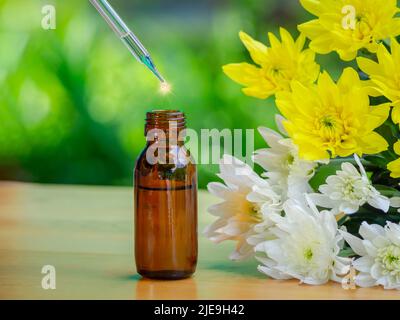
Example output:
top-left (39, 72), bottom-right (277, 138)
top-left (0, 0), bottom-right (346, 189)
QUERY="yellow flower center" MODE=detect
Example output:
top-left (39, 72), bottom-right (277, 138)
top-left (272, 67), bottom-right (281, 74)
top-left (264, 64), bottom-right (292, 91)
top-left (314, 113), bottom-right (350, 150)
top-left (321, 115), bottom-right (335, 129)
top-left (353, 13), bottom-right (374, 42)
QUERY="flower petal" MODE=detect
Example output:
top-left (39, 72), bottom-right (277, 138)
top-left (367, 194), bottom-right (390, 213)
top-left (353, 256), bottom-right (374, 273)
top-left (222, 63), bottom-right (262, 87)
top-left (340, 230), bottom-right (367, 256)
top-left (355, 273), bottom-right (377, 288)
top-left (359, 222), bottom-right (385, 241)
top-left (239, 31), bottom-right (268, 66)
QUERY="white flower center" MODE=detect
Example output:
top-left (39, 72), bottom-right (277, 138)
top-left (376, 245), bottom-right (400, 276)
top-left (340, 177), bottom-right (371, 203)
top-left (342, 178), bottom-right (358, 199)
top-left (304, 248), bottom-right (314, 261)
top-left (249, 203), bottom-right (263, 223)
top-left (286, 153), bottom-right (295, 166)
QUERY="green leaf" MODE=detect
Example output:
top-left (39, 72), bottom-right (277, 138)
top-left (364, 155), bottom-right (388, 169)
top-left (374, 184), bottom-right (400, 197)
top-left (341, 205), bottom-right (400, 235)
top-left (339, 247), bottom-right (356, 258)
top-left (310, 161), bottom-right (342, 190)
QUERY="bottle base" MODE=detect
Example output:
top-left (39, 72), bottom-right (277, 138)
top-left (138, 269), bottom-right (194, 280)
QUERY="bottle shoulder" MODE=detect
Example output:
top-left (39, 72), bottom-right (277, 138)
top-left (136, 144), bottom-right (196, 168)
top-left (135, 145), bottom-right (196, 185)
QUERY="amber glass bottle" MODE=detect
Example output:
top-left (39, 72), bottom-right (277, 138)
top-left (134, 110), bottom-right (197, 279)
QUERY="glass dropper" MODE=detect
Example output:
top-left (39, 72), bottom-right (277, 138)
top-left (89, 0), bottom-right (166, 83)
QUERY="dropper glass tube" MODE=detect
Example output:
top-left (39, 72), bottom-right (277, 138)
top-left (89, 0), bottom-right (166, 83)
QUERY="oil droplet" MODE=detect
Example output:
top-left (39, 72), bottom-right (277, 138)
top-left (159, 82), bottom-right (172, 95)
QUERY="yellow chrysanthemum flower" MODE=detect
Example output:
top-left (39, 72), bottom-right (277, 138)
top-left (276, 68), bottom-right (390, 161)
top-left (388, 141), bottom-right (400, 178)
top-left (357, 39), bottom-right (400, 125)
top-left (222, 28), bottom-right (320, 99)
top-left (299, 0), bottom-right (400, 61)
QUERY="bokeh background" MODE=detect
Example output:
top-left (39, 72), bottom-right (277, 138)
top-left (0, 0), bottom-right (347, 189)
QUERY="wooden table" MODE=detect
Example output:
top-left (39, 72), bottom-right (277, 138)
top-left (0, 182), bottom-right (398, 300)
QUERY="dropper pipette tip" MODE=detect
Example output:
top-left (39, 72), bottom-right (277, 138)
top-left (146, 61), bottom-right (171, 94)
top-left (156, 72), bottom-right (166, 83)
top-left (144, 56), bottom-right (166, 83)
top-left (91, 0), bottom-right (168, 86)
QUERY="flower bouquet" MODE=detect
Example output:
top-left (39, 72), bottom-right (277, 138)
top-left (205, 0), bottom-right (400, 289)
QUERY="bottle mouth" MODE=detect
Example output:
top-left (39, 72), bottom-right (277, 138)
top-left (145, 110), bottom-right (186, 135)
top-left (147, 109), bottom-right (184, 119)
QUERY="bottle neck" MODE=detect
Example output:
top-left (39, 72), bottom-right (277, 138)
top-left (145, 110), bottom-right (186, 146)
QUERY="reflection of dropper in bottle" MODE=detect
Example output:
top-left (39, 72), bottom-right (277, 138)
top-left (89, 0), bottom-right (166, 84)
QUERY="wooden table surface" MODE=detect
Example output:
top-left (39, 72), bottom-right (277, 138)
top-left (0, 182), bottom-right (399, 300)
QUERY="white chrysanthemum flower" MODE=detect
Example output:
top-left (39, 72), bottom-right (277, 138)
top-left (253, 115), bottom-right (318, 201)
top-left (255, 196), bottom-right (351, 285)
top-left (310, 155), bottom-right (389, 215)
top-left (341, 222), bottom-right (400, 290)
top-left (204, 155), bottom-right (282, 260)
top-left (245, 184), bottom-right (282, 248)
